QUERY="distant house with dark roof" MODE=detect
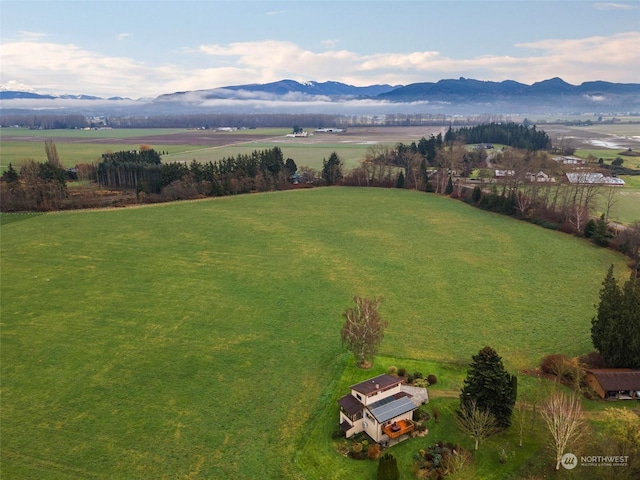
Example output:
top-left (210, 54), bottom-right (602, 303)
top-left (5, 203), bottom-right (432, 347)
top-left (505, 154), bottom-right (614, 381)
top-left (585, 368), bottom-right (640, 400)
top-left (337, 374), bottom-right (428, 445)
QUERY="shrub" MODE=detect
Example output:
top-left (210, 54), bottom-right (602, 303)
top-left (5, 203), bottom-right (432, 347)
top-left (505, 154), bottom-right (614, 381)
top-left (427, 374), bottom-right (438, 385)
top-left (541, 354), bottom-right (573, 377)
top-left (348, 450), bottom-right (368, 460)
top-left (540, 354), bottom-right (583, 388)
top-left (352, 442), bottom-right (363, 453)
top-left (414, 442), bottom-right (470, 478)
top-left (412, 378), bottom-right (429, 389)
top-left (368, 444), bottom-right (381, 459)
top-left (432, 407), bottom-right (440, 423)
top-left (397, 368), bottom-right (406, 377)
top-left (578, 351), bottom-right (607, 369)
top-left (387, 365), bottom-right (398, 375)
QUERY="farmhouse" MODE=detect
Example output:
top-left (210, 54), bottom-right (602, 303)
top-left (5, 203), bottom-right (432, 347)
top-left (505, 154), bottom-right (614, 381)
top-left (527, 171), bottom-right (555, 183)
top-left (553, 155), bottom-right (585, 165)
top-left (565, 172), bottom-right (625, 186)
top-left (494, 169), bottom-right (515, 178)
top-left (338, 374), bottom-right (427, 445)
top-left (585, 369), bottom-right (640, 400)
top-left (285, 131), bottom-right (310, 137)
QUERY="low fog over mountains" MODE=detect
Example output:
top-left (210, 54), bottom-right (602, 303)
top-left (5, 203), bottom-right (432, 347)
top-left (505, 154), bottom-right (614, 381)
top-left (2, 78), bottom-right (640, 116)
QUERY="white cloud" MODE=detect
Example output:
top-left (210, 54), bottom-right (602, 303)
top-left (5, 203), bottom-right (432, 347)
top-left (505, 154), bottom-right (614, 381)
top-left (197, 33), bottom-right (640, 87)
top-left (321, 39), bottom-right (340, 49)
top-left (18, 31), bottom-right (48, 40)
top-left (594, 2), bottom-right (636, 10)
top-left (1, 32), bottom-right (639, 98)
top-left (0, 80), bottom-right (37, 92)
top-left (0, 41), bottom-right (179, 98)
top-left (117, 33), bottom-right (132, 41)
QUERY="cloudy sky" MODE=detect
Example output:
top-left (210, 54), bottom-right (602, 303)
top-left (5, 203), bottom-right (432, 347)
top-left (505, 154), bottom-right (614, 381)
top-left (1, 0), bottom-right (639, 99)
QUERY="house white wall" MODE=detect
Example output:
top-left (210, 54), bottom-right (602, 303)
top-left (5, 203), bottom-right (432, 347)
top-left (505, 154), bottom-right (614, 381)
top-left (352, 383), bottom-right (402, 406)
top-left (340, 411), bottom-right (363, 438)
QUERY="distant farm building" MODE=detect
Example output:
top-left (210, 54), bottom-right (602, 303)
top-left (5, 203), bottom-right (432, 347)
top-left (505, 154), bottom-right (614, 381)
top-left (285, 131), bottom-right (310, 137)
top-left (565, 172), bottom-right (625, 186)
top-left (585, 369), bottom-right (640, 400)
top-left (315, 128), bottom-right (344, 133)
top-left (553, 156), bottom-right (585, 165)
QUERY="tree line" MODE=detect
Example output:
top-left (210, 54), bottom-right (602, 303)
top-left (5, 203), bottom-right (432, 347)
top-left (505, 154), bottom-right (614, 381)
top-left (2, 113), bottom-right (523, 130)
top-left (444, 122), bottom-right (552, 150)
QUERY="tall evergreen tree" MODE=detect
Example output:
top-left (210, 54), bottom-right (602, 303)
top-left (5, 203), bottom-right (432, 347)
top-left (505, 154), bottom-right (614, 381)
top-left (377, 453), bottom-right (399, 480)
top-left (322, 152), bottom-right (343, 186)
top-left (591, 265), bottom-right (621, 354)
top-left (2, 163), bottom-right (19, 183)
top-left (591, 266), bottom-right (640, 368)
top-left (460, 346), bottom-right (516, 428)
top-left (445, 176), bottom-right (454, 195)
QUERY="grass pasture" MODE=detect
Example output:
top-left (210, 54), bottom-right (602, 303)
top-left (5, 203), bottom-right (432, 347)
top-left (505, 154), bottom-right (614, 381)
top-left (0, 188), bottom-right (629, 479)
top-left (0, 126), bottom-right (443, 172)
top-left (0, 128), bottom-right (291, 170)
top-left (164, 141), bottom-right (373, 170)
top-left (606, 176), bottom-right (640, 224)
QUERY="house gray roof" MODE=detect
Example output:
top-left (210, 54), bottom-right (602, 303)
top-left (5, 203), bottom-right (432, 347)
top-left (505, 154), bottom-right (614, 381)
top-left (565, 172), bottom-right (625, 185)
top-left (586, 369), bottom-right (640, 391)
top-left (368, 395), bottom-right (417, 423)
top-left (351, 374), bottom-right (403, 396)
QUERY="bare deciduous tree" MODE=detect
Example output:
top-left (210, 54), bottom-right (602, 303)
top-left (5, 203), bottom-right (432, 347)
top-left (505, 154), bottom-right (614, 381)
top-left (456, 400), bottom-right (499, 451)
top-left (44, 138), bottom-right (61, 168)
top-left (511, 401), bottom-right (529, 448)
top-left (602, 186), bottom-right (619, 222)
top-left (340, 296), bottom-right (387, 368)
top-left (540, 392), bottom-right (585, 470)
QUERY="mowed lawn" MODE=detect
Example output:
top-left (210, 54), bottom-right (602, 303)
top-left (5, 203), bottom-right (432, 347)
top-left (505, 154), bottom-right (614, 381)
top-left (0, 188), bottom-right (629, 479)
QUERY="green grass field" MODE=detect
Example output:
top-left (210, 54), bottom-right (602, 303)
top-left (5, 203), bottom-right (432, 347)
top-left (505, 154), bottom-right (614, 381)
top-left (0, 140), bottom-right (205, 168)
top-left (165, 141), bottom-right (372, 170)
top-left (0, 128), bottom-right (373, 171)
top-left (1, 188), bottom-right (629, 479)
top-left (608, 176), bottom-right (640, 224)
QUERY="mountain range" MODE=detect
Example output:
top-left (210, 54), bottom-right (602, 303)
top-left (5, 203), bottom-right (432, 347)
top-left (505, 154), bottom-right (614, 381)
top-left (2, 77), bottom-right (640, 115)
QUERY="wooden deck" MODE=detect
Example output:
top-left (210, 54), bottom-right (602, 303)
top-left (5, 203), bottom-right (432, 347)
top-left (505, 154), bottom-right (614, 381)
top-left (382, 419), bottom-right (414, 439)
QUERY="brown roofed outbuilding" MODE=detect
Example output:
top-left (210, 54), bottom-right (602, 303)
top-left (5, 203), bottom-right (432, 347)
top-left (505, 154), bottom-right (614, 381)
top-left (585, 368), bottom-right (640, 400)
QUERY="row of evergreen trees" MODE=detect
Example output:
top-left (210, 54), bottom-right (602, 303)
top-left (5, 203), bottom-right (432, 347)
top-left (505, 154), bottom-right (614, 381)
top-left (96, 149), bottom-right (162, 190)
top-left (94, 147), bottom-right (298, 196)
